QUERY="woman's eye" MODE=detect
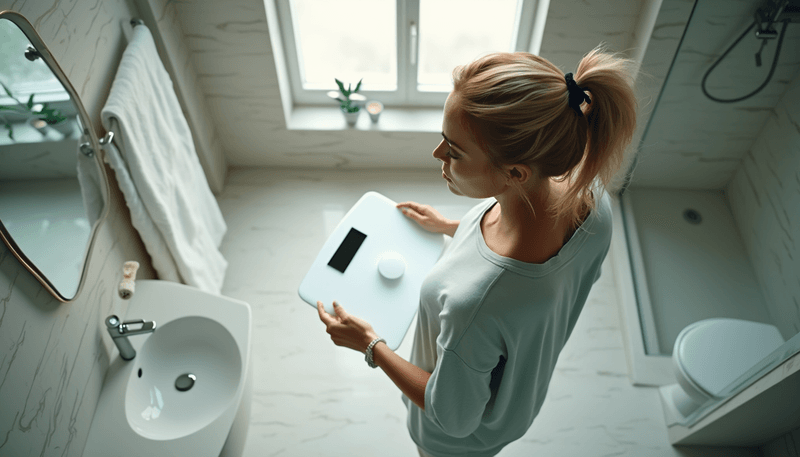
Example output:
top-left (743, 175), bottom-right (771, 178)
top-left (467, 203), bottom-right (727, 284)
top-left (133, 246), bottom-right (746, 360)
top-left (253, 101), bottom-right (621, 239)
top-left (446, 149), bottom-right (459, 159)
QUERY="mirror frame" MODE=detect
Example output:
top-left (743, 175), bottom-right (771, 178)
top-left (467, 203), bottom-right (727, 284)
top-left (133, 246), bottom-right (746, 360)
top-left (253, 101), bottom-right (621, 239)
top-left (0, 10), bottom-right (110, 303)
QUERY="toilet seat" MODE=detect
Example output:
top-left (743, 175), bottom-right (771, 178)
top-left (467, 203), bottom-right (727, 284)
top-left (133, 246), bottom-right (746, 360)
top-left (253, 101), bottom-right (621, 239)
top-left (674, 318), bottom-right (784, 399)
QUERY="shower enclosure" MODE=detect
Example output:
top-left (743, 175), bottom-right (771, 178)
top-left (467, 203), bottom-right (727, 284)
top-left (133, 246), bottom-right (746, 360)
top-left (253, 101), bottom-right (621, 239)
top-left (612, 0), bottom-right (800, 434)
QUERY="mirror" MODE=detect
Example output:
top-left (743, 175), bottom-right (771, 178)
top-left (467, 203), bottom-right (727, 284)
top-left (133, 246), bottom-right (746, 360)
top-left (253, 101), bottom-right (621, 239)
top-left (0, 11), bottom-right (108, 302)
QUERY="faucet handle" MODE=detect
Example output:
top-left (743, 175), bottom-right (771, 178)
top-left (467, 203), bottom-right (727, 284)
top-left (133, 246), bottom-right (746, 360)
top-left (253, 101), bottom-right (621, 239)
top-left (118, 319), bottom-right (156, 335)
top-left (104, 315), bottom-right (156, 336)
top-left (119, 261), bottom-right (140, 299)
top-left (106, 315), bottom-right (121, 329)
top-left (105, 315), bottom-right (124, 337)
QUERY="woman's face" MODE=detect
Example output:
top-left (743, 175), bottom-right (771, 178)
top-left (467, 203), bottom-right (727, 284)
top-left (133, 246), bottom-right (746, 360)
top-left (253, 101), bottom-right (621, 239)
top-left (433, 92), bottom-right (508, 198)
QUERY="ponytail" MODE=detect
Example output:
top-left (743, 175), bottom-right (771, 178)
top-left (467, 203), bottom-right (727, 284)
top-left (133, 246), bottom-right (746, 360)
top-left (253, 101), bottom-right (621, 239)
top-left (452, 43), bottom-right (638, 230)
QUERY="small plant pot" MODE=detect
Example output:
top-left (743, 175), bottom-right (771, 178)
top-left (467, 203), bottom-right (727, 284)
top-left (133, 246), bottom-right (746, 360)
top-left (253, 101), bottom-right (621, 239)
top-left (342, 109), bottom-right (360, 127)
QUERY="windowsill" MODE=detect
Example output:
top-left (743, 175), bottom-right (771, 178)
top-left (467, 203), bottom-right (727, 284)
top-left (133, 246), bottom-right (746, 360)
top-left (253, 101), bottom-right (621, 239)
top-left (287, 106), bottom-right (443, 133)
top-left (0, 119), bottom-right (79, 146)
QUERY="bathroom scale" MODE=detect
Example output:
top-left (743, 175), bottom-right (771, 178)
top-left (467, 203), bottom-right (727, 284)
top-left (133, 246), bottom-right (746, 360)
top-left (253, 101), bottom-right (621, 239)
top-left (298, 191), bottom-right (445, 350)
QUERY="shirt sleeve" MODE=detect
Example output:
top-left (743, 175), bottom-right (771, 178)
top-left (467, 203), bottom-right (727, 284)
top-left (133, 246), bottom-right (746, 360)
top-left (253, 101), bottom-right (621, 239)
top-left (424, 348), bottom-right (493, 438)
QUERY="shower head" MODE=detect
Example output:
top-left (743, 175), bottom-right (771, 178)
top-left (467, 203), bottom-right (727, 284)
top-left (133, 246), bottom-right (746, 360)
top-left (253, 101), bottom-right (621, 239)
top-left (776, 0), bottom-right (800, 21)
top-left (757, 0), bottom-right (800, 24)
top-left (754, 0), bottom-right (797, 40)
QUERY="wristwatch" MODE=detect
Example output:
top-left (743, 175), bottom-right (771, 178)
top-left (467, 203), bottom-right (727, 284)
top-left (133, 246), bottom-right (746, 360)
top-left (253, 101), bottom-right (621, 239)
top-left (365, 337), bottom-right (386, 368)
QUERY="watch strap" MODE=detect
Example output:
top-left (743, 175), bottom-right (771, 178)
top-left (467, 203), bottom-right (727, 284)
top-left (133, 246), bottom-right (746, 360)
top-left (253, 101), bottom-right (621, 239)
top-left (365, 337), bottom-right (386, 368)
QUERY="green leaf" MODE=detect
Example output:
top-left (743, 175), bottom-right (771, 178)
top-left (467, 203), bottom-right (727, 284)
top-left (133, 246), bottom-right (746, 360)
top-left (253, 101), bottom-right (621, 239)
top-left (0, 81), bottom-right (12, 98)
top-left (354, 79), bottom-right (362, 93)
top-left (37, 106), bottom-right (66, 124)
top-left (335, 78), bottom-right (348, 97)
top-left (26, 93), bottom-right (35, 110)
top-left (3, 122), bottom-right (13, 141)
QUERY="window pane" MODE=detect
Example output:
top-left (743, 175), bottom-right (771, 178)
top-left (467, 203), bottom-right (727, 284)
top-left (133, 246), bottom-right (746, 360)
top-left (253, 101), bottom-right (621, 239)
top-left (291, 0), bottom-right (396, 90)
top-left (418, 0), bottom-right (519, 90)
top-left (0, 19), bottom-right (65, 101)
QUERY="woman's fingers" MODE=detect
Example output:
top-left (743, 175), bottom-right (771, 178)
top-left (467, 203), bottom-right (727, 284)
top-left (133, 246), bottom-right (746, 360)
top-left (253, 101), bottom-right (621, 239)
top-left (396, 201), bottom-right (422, 213)
top-left (397, 202), bottom-right (425, 219)
top-left (317, 301), bottom-right (334, 324)
top-left (333, 301), bottom-right (348, 321)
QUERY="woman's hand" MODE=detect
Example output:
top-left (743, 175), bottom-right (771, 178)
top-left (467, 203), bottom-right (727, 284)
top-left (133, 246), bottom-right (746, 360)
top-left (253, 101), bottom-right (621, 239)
top-left (317, 301), bottom-right (379, 354)
top-left (396, 201), bottom-right (459, 237)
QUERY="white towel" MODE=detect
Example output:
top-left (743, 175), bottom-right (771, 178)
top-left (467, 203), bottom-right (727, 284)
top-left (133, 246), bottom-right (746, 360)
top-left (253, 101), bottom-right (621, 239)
top-left (102, 123), bottom-right (182, 285)
top-left (101, 25), bottom-right (227, 294)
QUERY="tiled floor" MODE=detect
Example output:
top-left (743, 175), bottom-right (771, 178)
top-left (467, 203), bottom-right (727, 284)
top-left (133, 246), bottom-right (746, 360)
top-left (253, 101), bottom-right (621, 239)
top-left (216, 168), bottom-right (760, 457)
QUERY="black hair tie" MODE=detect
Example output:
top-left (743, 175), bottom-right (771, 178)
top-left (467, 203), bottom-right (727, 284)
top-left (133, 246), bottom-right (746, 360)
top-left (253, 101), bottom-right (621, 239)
top-left (564, 73), bottom-right (591, 115)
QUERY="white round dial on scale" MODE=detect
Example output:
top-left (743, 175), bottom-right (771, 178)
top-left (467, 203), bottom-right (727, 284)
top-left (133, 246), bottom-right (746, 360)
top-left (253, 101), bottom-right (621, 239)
top-left (377, 251), bottom-right (406, 279)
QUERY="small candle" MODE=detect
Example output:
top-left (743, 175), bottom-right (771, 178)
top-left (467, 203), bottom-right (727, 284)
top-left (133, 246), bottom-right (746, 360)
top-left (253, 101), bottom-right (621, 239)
top-left (31, 118), bottom-right (48, 136)
top-left (366, 101), bottom-right (383, 123)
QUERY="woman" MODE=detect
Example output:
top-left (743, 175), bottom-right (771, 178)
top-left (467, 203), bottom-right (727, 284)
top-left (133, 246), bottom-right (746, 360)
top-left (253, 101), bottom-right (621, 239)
top-left (317, 44), bottom-right (638, 457)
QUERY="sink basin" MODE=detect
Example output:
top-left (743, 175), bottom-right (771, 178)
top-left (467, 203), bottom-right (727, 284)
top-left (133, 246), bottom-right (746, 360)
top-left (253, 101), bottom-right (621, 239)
top-left (126, 316), bottom-right (241, 440)
top-left (82, 280), bottom-right (252, 457)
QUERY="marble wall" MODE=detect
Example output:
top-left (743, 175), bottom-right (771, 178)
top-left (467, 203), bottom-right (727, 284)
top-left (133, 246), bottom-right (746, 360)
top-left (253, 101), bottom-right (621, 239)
top-left (630, 0), bottom-right (800, 189)
top-left (0, 0), bottom-right (159, 456)
top-left (726, 70), bottom-right (800, 341)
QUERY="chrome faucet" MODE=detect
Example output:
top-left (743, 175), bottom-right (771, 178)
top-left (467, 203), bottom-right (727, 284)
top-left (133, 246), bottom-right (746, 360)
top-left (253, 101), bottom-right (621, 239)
top-left (105, 315), bottom-right (156, 360)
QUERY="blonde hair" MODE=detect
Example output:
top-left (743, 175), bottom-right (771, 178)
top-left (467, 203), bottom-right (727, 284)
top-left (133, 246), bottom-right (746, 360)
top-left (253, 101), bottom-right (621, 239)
top-left (452, 43), bottom-right (638, 231)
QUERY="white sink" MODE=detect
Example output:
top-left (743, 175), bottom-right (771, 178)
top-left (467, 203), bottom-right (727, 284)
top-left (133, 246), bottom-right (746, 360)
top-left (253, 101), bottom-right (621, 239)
top-left (126, 316), bottom-right (242, 440)
top-left (83, 280), bottom-right (252, 457)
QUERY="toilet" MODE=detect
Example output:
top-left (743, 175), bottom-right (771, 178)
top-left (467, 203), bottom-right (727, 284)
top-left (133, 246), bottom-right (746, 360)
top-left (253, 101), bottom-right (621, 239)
top-left (667, 318), bottom-right (785, 417)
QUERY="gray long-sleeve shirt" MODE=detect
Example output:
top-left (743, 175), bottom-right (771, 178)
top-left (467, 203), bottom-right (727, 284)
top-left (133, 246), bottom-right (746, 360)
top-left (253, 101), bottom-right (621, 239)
top-left (404, 187), bottom-right (613, 457)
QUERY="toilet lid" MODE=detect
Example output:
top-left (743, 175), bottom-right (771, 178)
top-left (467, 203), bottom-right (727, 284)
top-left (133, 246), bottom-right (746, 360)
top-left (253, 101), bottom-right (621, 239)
top-left (675, 318), bottom-right (784, 397)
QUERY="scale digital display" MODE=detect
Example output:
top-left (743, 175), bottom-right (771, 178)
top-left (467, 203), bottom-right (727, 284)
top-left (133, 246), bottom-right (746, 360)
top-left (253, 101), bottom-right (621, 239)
top-left (327, 228), bottom-right (366, 273)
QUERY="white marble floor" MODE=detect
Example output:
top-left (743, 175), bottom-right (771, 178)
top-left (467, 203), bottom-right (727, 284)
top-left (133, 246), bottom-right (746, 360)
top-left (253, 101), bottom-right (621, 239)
top-left (215, 168), bottom-right (760, 457)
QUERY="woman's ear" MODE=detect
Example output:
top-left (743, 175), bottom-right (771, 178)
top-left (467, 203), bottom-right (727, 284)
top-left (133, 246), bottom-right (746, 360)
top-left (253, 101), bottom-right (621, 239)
top-left (507, 164), bottom-right (532, 184)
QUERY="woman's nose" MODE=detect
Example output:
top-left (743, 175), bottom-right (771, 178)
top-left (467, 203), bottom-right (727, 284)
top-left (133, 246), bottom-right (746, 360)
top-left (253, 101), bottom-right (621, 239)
top-left (432, 140), bottom-right (447, 161)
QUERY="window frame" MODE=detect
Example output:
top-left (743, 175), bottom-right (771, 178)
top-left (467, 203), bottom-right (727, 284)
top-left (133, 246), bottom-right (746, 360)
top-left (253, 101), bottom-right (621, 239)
top-left (274, 0), bottom-right (540, 108)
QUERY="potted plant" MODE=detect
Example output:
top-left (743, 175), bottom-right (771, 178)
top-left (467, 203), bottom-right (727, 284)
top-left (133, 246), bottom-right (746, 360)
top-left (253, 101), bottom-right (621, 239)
top-left (41, 108), bottom-right (72, 137)
top-left (0, 81), bottom-right (69, 140)
top-left (330, 78), bottom-right (365, 127)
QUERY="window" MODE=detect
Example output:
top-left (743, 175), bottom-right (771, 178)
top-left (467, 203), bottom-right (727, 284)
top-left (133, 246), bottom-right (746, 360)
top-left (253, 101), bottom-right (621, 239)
top-left (275, 0), bottom-right (540, 108)
top-left (0, 19), bottom-right (68, 105)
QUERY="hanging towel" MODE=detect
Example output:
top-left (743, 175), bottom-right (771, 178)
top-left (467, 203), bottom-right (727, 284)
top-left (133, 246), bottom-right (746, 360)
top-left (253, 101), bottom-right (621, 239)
top-left (101, 24), bottom-right (227, 294)
top-left (102, 120), bottom-right (182, 285)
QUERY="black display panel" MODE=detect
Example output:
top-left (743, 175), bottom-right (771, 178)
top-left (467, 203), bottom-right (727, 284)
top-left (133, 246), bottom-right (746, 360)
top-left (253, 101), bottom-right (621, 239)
top-left (327, 228), bottom-right (367, 273)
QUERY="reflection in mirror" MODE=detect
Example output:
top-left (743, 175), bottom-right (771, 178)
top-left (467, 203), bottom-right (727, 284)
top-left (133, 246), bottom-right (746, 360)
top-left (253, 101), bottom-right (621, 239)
top-left (0, 15), bottom-right (106, 301)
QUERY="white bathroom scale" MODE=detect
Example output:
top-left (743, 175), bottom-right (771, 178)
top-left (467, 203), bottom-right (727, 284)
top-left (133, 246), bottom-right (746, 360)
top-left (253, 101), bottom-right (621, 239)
top-left (298, 191), bottom-right (445, 350)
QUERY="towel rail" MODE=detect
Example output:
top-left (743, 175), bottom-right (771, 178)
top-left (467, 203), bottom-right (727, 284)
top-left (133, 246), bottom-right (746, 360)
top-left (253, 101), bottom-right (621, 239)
top-left (79, 131), bottom-right (113, 158)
